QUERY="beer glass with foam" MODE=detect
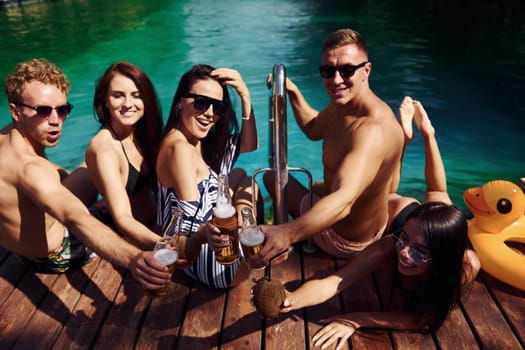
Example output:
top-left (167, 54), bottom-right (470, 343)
top-left (239, 206), bottom-right (265, 271)
top-left (143, 207), bottom-right (183, 297)
top-left (212, 173), bottom-right (240, 265)
top-left (143, 238), bottom-right (179, 298)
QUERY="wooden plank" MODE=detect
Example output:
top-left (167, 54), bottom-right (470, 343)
top-left (0, 270), bottom-right (60, 348)
top-left (480, 272), bottom-right (525, 347)
top-left (135, 270), bottom-right (192, 349)
top-left (265, 249), bottom-right (305, 349)
top-left (0, 253), bottom-right (31, 307)
top-left (302, 251), bottom-right (346, 350)
top-left (390, 331), bottom-right (436, 350)
top-left (340, 262), bottom-right (393, 350)
top-left (460, 277), bottom-right (523, 349)
top-left (220, 264), bottom-right (263, 349)
top-left (372, 268), bottom-right (434, 349)
top-left (11, 257), bottom-right (101, 349)
top-left (53, 259), bottom-right (125, 349)
top-left (176, 278), bottom-right (227, 349)
top-left (92, 269), bottom-right (151, 349)
top-left (434, 305), bottom-right (478, 350)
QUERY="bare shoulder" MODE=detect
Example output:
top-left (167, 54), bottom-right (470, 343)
top-left (0, 130), bottom-right (46, 177)
top-left (86, 129), bottom-right (115, 155)
top-left (14, 157), bottom-right (64, 200)
top-left (160, 133), bottom-right (193, 161)
top-left (157, 131), bottom-right (199, 181)
top-left (353, 102), bottom-right (402, 144)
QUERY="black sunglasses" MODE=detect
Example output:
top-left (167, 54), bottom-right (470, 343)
top-left (16, 102), bottom-right (73, 120)
top-left (318, 61), bottom-right (368, 79)
top-left (184, 93), bottom-right (228, 116)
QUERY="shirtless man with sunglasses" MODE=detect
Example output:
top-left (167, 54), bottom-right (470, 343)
top-left (253, 28), bottom-right (404, 266)
top-left (0, 58), bottom-right (171, 292)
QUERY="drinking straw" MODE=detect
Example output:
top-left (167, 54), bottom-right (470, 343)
top-left (265, 248), bottom-right (290, 281)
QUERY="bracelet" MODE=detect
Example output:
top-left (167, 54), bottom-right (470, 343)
top-left (242, 107), bottom-right (254, 121)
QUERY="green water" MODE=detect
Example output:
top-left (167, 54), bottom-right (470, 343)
top-left (1, 0), bottom-right (524, 208)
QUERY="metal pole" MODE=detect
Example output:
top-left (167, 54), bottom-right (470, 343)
top-left (270, 64), bottom-right (288, 224)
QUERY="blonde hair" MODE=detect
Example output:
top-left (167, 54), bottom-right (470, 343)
top-left (4, 58), bottom-right (70, 104)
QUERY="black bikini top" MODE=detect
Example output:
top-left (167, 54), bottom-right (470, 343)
top-left (108, 125), bottom-right (150, 196)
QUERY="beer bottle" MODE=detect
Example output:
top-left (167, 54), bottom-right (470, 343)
top-left (212, 173), bottom-right (240, 265)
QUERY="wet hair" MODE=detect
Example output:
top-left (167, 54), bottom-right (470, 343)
top-left (4, 58), bottom-right (70, 104)
top-left (323, 28), bottom-right (368, 57)
top-left (93, 61), bottom-right (163, 174)
top-left (404, 202), bottom-right (467, 330)
top-left (164, 64), bottom-right (239, 174)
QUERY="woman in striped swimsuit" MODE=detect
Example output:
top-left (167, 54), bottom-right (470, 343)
top-left (156, 64), bottom-right (259, 289)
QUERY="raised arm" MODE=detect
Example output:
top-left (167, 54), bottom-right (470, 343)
top-left (212, 68), bottom-right (258, 153)
top-left (286, 77), bottom-right (331, 140)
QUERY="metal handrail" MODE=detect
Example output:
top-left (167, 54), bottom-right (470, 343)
top-left (251, 64), bottom-right (313, 231)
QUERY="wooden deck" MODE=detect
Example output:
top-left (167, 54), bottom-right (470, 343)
top-left (1, 242), bottom-right (524, 350)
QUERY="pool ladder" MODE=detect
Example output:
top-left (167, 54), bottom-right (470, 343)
top-left (251, 64), bottom-right (316, 253)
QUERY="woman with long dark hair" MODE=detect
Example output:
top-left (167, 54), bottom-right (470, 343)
top-left (156, 64), bottom-right (259, 289)
top-left (86, 61), bottom-right (163, 249)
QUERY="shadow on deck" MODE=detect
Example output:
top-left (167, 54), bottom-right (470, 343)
top-left (0, 244), bottom-right (524, 349)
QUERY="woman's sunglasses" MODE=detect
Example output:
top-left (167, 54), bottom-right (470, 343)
top-left (392, 231), bottom-right (432, 264)
top-left (16, 102), bottom-right (73, 120)
top-left (184, 93), bottom-right (228, 116)
top-left (318, 61), bottom-right (368, 79)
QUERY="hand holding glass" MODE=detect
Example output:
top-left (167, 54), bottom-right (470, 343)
top-left (143, 238), bottom-right (178, 298)
top-left (240, 225), bottom-right (265, 271)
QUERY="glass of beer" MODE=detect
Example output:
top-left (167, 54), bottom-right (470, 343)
top-left (212, 204), bottom-right (240, 265)
top-left (240, 225), bottom-right (265, 271)
top-left (143, 237), bottom-right (178, 298)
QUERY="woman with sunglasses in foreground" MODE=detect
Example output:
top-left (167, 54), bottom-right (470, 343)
top-left (156, 64), bottom-right (258, 288)
top-left (85, 62), bottom-right (164, 249)
top-left (278, 97), bottom-right (480, 349)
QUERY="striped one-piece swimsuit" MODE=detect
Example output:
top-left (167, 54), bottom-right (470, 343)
top-left (156, 169), bottom-right (241, 289)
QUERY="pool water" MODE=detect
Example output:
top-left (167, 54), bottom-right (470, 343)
top-left (1, 0), bottom-right (524, 209)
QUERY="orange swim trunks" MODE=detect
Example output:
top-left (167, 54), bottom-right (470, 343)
top-left (300, 194), bottom-right (386, 258)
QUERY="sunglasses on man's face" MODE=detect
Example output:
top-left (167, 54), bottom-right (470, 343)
top-left (16, 102), bottom-right (73, 120)
top-left (184, 93), bottom-right (228, 116)
top-left (318, 61), bottom-right (368, 79)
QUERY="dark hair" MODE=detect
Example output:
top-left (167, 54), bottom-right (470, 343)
top-left (93, 61), bottom-right (163, 174)
top-left (164, 64), bottom-right (239, 174)
top-left (404, 202), bottom-right (467, 330)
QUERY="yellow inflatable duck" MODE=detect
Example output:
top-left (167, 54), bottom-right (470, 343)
top-left (463, 180), bottom-right (525, 291)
